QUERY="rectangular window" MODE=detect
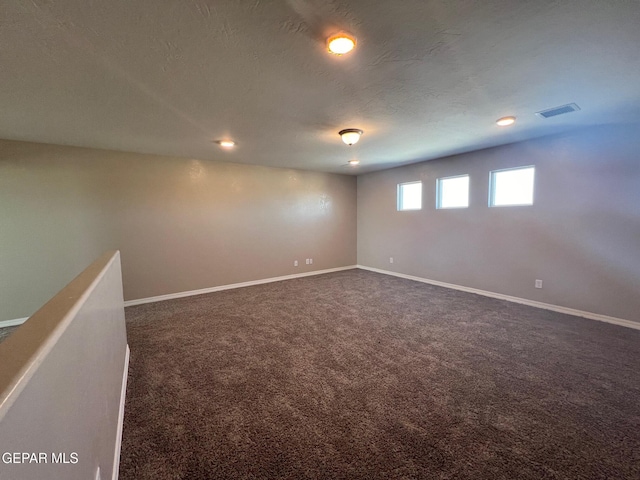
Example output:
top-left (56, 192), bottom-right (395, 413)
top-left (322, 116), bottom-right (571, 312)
top-left (397, 181), bottom-right (422, 211)
top-left (436, 175), bottom-right (469, 209)
top-left (489, 166), bottom-right (535, 207)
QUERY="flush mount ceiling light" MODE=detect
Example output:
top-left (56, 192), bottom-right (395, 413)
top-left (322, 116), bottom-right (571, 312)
top-left (327, 33), bottom-right (356, 55)
top-left (215, 140), bottom-right (236, 148)
top-left (339, 128), bottom-right (363, 145)
top-left (496, 116), bottom-right (516, 127)
top-left (348, 159), bottom-right (360, 166)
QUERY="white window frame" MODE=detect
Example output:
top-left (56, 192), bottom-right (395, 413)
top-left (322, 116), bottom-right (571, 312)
top-left (397, 181), bottom-right (422, 211)
top-left (436, 174), bottom-right (470, 209)
top-left (489, 165), bottom-right (535, 207)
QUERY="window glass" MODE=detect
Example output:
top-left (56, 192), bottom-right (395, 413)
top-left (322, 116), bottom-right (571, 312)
top-left (490, 166), bottom-right (535, 206)
top-left (397, 182), bottom-right (422, 211)
top-left (437, 175), bottom-right (469, 209)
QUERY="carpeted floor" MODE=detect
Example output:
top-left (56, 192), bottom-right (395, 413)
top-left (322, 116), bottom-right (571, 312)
top-left (120, 269), bottom-right (640, 479)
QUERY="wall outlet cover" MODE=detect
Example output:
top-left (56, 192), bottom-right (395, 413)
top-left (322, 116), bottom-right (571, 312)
top-left (535, 279), bottom-right (543, 289)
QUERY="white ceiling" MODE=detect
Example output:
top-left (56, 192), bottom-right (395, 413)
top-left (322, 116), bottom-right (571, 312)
top-left (2, 0), bottom-right (640, 174)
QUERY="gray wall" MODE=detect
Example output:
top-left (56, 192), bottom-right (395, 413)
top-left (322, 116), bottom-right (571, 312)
top-left (357, 125), bottom-right (640, 323)
top-left (0, 251), bottom-right (127, 480)
top-left (0, 140), bottom-right (357, 321)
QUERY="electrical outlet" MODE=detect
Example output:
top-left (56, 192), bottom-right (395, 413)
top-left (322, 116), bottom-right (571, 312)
top-left (535, 279), bottom-right (543, 289)
top-left (309, 258), bottom-right (313, 265)
top-left (389, 257), bottom-right (394, 264)
top-left (294, 260), bottom-right (298, 267)
top-left (305, 259), bottom-right (310, 265)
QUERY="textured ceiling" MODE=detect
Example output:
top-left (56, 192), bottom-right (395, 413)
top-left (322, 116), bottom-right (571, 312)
top-left (2, 0), bottom-right (640, 174)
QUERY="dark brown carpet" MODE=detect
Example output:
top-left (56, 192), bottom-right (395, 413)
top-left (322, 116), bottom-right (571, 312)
top-left (120, 269), bottom-right (640, 479)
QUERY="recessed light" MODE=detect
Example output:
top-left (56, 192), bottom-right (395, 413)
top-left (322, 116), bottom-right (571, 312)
top-left (327, 33), bottom-right (356, 55)
top-left (216, 140), bottom-right (236, 148)
top-left (339, 128), bottom-right (363, 145)
top-left (348, 159), bottom-right (360, 166)
top-left (496, 116), bottom-right (516, 127)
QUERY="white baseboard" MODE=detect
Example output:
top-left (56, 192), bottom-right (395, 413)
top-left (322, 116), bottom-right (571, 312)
top-left (112, 344), bottom-right (130, 480)
top-left (357, 265), bottom-right (640, 331)
top-left (124, 265), bottom-right (358, 307)
top-left (0, 317), bottom-right (29, 329)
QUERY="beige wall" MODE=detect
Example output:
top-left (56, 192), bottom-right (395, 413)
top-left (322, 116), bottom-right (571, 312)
top-left (0, 140), bottom-right (357, 321)
top-left (357, 125), bottom-right (640, 324)
top-left (0, 251), bottom-right (127, 480)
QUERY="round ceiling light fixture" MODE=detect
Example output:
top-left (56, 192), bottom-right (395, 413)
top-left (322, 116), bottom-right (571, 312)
top-left (215, 140), bottom-right (236, 148)
top-left (339, 128), bottom-right (363, 145)
top-left (327, 33), bottom-right (356, 55)
top-left (348, 159), bottom-right (360, 166)
top-left (496, 116), bottom-right (516, 127)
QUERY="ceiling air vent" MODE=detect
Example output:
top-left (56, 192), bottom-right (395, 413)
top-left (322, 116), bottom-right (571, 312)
top-left (536, 103), bottom-right (581, 119)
